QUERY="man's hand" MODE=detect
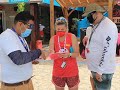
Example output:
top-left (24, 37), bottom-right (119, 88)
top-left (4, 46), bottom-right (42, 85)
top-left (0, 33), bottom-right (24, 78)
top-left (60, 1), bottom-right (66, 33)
top-left (32, 61), bottom-right (39, 64)
top-left (32, 50), bottom-right (46, 64)
top-left (96, 73), bottom-right (102, 82)
top-left (82, 36), bottom-right (88, 46)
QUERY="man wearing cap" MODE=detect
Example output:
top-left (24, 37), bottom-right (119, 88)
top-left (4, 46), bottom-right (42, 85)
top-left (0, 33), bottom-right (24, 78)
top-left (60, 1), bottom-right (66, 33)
top-left (82, 3), bottom-right (118, 90)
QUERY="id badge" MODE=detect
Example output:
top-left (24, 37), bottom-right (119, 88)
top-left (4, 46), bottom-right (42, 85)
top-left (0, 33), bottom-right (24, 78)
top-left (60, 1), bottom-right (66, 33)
top-left (61, 61), bottom-right (66, 68)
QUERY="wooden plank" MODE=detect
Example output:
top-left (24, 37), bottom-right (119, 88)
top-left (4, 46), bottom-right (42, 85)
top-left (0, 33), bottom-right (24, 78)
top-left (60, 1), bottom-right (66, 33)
top-left (62, 7), bottom-right (69, 20)
top-left (69, 2), bottom-right (88, 8)
top-left (78, 0), bottom-right (82, 4)
top-left (68, 3), bottom-right (86, 8)
top-left (71, 0), bottom-right (81, 6)
top-left (68, 7), bottom-right (76, 17)
top-left (57, 0), bottom-right (108, 9)
top-left (96, 0), bottom-right (108, 2)
top-left (56, 0), bottom-right (67, 8)
top-left (108, 0), bottom-right (113, 20)
top-left (65, 1), bottom-right (108, 8)
top-left (80, 0), bottom-right (89, 4)
top-left (69, 0), bottom-right (74, 4)
top-left (56, 0), bottom-right (64, 7)
top-left (59, 0), bottom-right (67, 8)
top-left (88, 0), bottom-right (108, 6)
top-left (62, 8), bottom-right (65, 17)
top-left (97, 2), bottom-right (108, 6)
top-left (50, 0), bottom-right (55, 37)
top-left (65, 0), bottom-right (73, 8)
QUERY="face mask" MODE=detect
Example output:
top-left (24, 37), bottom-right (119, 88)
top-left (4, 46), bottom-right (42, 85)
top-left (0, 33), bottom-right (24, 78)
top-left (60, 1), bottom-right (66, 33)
top-left (87, 11), bottom-right (96, 24)
top-left (56, 31), bottom-right (66, 37)
top-left (21, 29), bottom-right (32, 38)
top-left (87, 14), bottom-right (95, 24)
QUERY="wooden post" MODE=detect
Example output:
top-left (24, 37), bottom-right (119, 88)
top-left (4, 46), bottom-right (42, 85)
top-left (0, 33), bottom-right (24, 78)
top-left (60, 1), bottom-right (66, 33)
top-left (108, 0), bottom-right (113, 20)
top-left (62, 7), bottom-right (68, 20)
top-left (30, 4), bottom-right (36, 50)
top-left (50, 0), bottom-right (54, 37)
top-left (30, 3), bottom-right (39, 50)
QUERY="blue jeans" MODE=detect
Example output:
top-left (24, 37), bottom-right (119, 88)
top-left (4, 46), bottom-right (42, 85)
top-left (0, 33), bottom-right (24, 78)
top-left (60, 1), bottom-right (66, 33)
top-left (91, 71), bottom-right (113, 90)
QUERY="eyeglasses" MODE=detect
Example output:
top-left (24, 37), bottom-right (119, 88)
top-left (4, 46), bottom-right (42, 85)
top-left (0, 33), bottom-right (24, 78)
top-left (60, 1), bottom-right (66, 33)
top-left (26, 23), bottom-right (34, 29)
top-left (18, 20), bottom-right (34, 29)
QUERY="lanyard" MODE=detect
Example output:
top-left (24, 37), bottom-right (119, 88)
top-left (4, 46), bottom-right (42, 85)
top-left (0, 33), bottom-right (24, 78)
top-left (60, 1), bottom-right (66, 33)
top-left (89, 17), bottom-right (105, 45)
top-left (12, 28), bottom-right (29, 52)
top-left (58, 35), bottom-right (66, 50)
top-left (58, 35), bottom-right (67, 61)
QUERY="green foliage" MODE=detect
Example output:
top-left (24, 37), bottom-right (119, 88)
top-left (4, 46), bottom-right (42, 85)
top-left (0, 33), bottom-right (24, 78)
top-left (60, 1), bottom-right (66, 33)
top-left (71, 18), bottom-right (79, 32)
top-left (17, 2), bottom-right (26, 13)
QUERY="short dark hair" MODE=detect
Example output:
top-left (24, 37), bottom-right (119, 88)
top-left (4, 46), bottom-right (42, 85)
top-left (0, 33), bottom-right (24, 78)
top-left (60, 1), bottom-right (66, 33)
top-left (14, 11), bottom-right (34, 24)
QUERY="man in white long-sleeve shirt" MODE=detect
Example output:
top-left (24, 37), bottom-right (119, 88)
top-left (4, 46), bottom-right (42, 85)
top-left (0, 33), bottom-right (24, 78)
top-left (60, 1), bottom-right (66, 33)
top-left (82, 3), bottom-right (118, 90)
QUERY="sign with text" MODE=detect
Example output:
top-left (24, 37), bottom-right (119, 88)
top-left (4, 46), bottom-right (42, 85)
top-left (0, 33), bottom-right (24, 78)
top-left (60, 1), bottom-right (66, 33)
top-left (9, 0), bottom-right (29, 3)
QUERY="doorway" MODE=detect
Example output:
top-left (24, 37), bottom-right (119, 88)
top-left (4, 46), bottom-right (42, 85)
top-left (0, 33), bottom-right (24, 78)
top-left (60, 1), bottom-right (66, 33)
top-left (0, 11), bottom-right (6, 34)
top-left (0, 12), bottom-right (3, 34)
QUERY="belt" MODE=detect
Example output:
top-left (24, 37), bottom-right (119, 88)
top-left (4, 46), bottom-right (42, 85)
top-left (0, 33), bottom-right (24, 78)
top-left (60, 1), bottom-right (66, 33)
top-left (2, 79), bottom-right (30, 86)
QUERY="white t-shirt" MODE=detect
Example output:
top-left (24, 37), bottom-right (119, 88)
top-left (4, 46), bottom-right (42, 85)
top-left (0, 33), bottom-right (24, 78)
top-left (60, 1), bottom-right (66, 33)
top-left (86, 26), bottom-right (93, 38)
top-left (0, 29), bottom-right (32, 83)
top-left (85, 26), bottom-right (93, 48)
top-left (86, 17), bottom-right (118, 75)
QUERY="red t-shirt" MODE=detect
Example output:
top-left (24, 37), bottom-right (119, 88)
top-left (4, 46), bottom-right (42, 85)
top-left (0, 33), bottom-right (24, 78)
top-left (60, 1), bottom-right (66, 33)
top-left (53, 33), bottom-right (79, 77)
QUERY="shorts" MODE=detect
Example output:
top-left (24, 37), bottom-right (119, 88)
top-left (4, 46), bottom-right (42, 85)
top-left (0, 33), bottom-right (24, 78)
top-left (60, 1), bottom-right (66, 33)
top-left (52, 75), bottom-right (80, 88)
top-left (91, 71), bottom-right (113, 90)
